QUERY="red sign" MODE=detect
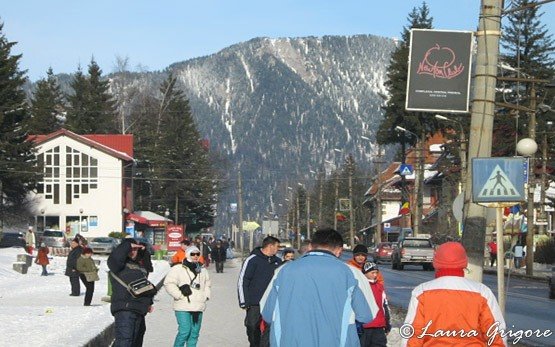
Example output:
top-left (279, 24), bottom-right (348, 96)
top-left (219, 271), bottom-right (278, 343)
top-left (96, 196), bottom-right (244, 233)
top-left (166, 225), bottom-right (185, 251)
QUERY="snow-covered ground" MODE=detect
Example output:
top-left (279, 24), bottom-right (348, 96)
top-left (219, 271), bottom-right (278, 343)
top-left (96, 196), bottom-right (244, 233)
top-left (0, 246), bottom-right (169, 346)
top-left (0, 247), bottom-right (403, 346)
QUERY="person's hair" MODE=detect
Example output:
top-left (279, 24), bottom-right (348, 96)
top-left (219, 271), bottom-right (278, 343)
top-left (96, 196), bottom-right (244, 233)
top-left (82, 247), bottom-right (93, 254)
top-left (311, 228), bottom-right (343, 249)
top-left (283, 248), bottom-right (295, 256)
top-left (262, 236), bottom-right (280, 248)
top-left (180, 239), bottom-right (191, 246)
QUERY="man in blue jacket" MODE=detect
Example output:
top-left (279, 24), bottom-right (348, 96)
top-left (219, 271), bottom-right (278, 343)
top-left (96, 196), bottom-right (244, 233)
top-left (261, 228), bottom-right (377, 347)
top-left (237, 236), bottom-right (282, 346)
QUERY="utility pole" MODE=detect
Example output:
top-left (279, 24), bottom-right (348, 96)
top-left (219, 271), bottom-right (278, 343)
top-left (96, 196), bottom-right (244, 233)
top-left (318, 170), bottom-right (324, 227)
top-left (525, 84), bottom-right (537, 276)
top-left (237, 171), bottom-right (244, 252)
top-left (413, 130), bottom-right (425, 236)
top-left (306, 191), bottom-right (311, 239)
top-left (374, 147), bottom-right (383, 246)
top-left (462, 0), bottom-right (503, 282)
top-left (334, 172), bottom-right (339, 231)
top-left (348, 159), bottom-right (355, 249)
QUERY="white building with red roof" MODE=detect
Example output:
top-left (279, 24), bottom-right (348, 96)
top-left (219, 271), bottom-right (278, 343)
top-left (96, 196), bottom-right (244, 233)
top-left (29, 129), bottom-right (134, 239)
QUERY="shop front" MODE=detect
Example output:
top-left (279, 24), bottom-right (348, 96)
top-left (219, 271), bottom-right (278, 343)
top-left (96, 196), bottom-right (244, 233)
top-left (125, 211), bottom-right (172, 247)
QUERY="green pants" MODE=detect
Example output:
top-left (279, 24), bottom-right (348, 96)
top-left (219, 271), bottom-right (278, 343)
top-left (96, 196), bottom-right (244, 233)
top-left (174, 311), bottom-right (203, 347)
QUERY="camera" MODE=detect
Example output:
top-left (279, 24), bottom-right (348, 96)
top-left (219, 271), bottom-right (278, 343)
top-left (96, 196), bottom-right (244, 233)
top-left (191, 283), bottom-right (200, 290)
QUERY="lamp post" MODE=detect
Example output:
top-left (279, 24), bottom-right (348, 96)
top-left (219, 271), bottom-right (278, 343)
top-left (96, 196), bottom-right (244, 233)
top-left (517, 138), bottom-right (538, 277)
top-left (78, 208), bottom-right (84, 234)
top-left (395, 126), bottom-right (421, 236)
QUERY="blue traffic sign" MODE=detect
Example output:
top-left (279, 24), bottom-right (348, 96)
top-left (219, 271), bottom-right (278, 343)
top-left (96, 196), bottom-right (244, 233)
top-left (472, 157), bottom-right (526, 204)
top-left (399, 164), bottom-right (414, 176)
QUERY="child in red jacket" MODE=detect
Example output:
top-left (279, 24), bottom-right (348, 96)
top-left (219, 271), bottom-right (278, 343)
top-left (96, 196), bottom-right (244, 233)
top-left (359, 261), bottom-right (391, 347)
top-left (35, 243), bottom-right (50, 276)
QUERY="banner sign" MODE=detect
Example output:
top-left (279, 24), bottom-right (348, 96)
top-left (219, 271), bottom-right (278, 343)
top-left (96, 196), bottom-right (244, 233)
top-left (165, 225), bottom-right (184, 251)
top-left (406, 29), bottom-right (473, 113)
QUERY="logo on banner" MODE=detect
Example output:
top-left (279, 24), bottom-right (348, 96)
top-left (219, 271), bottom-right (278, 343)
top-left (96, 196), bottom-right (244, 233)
top-left (417, 44), bottom-right (465, 79)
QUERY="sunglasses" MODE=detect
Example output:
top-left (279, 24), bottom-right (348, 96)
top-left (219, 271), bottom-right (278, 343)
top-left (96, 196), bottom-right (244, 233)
top-left (190, 252), bottom-right (201, 256)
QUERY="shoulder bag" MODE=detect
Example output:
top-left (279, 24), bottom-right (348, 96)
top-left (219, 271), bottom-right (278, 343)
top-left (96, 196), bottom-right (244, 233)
top-left (110, 271), bottom-right (157, 298)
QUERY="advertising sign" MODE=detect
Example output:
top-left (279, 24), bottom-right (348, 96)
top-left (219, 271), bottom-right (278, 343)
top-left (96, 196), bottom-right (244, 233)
top-left (406, 29), bottom-right (473, 113)
top-left (165, 225), bottom-right (184, 251)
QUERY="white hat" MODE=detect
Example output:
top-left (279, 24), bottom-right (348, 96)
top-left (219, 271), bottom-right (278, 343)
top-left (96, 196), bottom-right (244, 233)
top-left (186, 246), bottom-right (201, 261)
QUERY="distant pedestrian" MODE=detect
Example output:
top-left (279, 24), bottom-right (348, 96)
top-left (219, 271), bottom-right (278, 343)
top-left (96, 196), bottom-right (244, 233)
top-left (237, 236), bottom-right (282, 347)
top-left (35, 243), bottom-right (50, 276)
top-left (358, 262), bottom-right (390, 347)
top-left (25, 226), bottom-right (36, 255)
top-left (210, 240), bottom-right (226, 273)
top-left (488, 239), bottom-right (497, 267)
top-left (348, 244), bottom-right (384, 284)
top-left (403, 242), bottom-right (506, 346)
top-left (201, 237), bottom-right (211, 268)
top-left (65, 239), bottom-right (83, 296)
top-left (76, 247), bottom-right (99, 306)
top-left (108, 238), bottom-right (156, 347)
top-left (164, 246), bottom-right (211, 347)
top-left (513, 243), bottom-right (524, 269)
top-left (172, 239), bottom-right (192, 265)
top-left (261, 228), bottom-right (377, 346)
top-left (281, 248), bottom-right (295, 262)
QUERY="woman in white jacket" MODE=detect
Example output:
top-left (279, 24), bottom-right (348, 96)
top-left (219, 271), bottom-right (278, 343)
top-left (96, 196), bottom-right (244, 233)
top-left (164, 246), bottom-right (211, 347)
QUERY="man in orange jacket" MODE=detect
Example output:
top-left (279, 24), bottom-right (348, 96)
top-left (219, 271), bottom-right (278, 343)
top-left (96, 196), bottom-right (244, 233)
top-left (403, 242), bottom-right (506, 346)
top-left (348, 244), bottom-right (384, 285)
top-left (171, 239), bottom-right (191, 265)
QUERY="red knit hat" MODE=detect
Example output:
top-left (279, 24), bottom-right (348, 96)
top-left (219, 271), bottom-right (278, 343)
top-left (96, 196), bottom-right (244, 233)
top-left (433, 242), bottom-right (468, 269)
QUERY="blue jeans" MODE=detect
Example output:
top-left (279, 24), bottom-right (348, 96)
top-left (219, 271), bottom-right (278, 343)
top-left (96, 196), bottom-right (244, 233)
top-left (113, 311), bottom-right (146, 347)
top-left (174, 311), bottom-right (203, 347)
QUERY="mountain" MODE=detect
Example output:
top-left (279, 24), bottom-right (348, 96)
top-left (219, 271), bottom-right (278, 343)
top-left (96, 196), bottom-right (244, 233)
top-left (31, 34), bottom-right (398, 232)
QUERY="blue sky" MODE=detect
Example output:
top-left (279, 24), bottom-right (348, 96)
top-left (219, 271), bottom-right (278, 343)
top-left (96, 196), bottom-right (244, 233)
top-left (2, 0), bottom-right (554, 81)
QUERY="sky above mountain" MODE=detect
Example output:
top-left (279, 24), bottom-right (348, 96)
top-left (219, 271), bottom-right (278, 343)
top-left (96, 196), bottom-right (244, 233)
top-left (2, 0), bottom-right (554, 81)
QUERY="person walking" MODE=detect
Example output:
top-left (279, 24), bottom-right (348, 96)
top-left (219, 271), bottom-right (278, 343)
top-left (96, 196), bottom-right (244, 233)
top-left (25, 226), bottom-right (36, 255)
top-left (261, 228), bottom-right (377, 347)
top-left (513, 242), bottom-right (524, 269)
top-left (237, 236), bottom-right (282, 347)
top-left (403, 242), bottom-right (506, 347)
top-left (66, 239), bottom-right (83, 296)
top-left (488, 239), bottom-right (498, 267)
top-left (210, 240), bottom-right (226, 273)
top-left (164, 246), bottom-right (212, 347)
top-left (172, 239), bottom-right (192, 265)
top-left (348, 244), bottom-right (384, 284)
top-left (35, 242), bottom-right (50, 276)
top-left (76, 247), bottom-right (99, 306)
top-left (359, 262), bottom-right (391, 347)
top-left (108, 238), bottom-right (157, 347)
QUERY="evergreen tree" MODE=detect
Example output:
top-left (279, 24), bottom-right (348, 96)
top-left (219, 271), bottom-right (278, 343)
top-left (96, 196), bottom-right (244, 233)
top-left (501, 0), bottom-right (555, 81)
top-left (65, 60), bottom-right (117, 134)
top-left (0, 23), bottom-right (39, 222)
top-left (28, 67), bottom-right (64, 134)
top-left (140, 74), bottom-right (218, 231)
top-left (377, 2), bottom-right (434, 147)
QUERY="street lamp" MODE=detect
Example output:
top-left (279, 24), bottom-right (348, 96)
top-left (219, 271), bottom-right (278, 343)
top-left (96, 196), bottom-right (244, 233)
top-left (78, 208), bottom-right (84, 234)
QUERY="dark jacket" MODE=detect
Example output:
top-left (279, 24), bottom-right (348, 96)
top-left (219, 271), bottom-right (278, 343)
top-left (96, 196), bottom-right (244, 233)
top-left (237, 247), bottom-right (282, 308)
top-left (108, 239), bottom-right (155, 316)
top-left (211, 245), bottom-right (226, 263)
top-left (65, 246), bottom-right (83, 277)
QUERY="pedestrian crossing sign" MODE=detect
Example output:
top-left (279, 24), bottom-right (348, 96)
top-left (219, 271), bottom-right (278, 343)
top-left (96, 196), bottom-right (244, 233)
top-left (472, 157), bottom-right (526, 205)
top-left (399, 164), bottom-right (414, 176)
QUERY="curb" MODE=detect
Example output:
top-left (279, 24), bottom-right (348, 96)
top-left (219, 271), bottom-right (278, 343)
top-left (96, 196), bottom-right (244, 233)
top-left (483, 268), bottom-right (550, 283)
top-left (82, 275), bottom-right (167, 347)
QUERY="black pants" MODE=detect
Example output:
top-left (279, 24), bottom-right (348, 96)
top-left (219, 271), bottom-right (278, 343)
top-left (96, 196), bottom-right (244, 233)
top-left (79, 274), bottom-right (95, 305)
top-left (69, 275), bottom-right (80, 295)
top-left (113, 310), bottom-right (146, 347)
top-left (215, 261), bottom-right (224, 273)
top-left (244, 306), bottom-right (270, 347)
top-left (360, 328), bottom-right (387, 347)
top-left (490, 252), bottom-right (497, 267)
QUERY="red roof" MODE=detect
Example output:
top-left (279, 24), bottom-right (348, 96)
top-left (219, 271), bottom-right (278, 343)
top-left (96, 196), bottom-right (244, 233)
top-left (29, 128), bottom-right (134, 161)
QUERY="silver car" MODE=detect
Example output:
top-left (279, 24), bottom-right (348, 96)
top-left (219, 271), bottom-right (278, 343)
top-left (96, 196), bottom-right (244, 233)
top-left (41, 229), bottom-right (68, 248)
top-left (89, 237), bottom-right (119, 254)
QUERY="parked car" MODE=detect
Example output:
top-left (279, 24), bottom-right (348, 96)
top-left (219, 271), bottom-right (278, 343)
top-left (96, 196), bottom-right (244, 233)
top-left (372, 242), bottom-right (394, 263)
top-left (40, 229), bottom-right (68, 248)
top-left (391, 237), bottom-right (435, 271)
top-left (0, 232), bottom-right (26, 248)
top-left (89, 237), bottom-right (118, 254)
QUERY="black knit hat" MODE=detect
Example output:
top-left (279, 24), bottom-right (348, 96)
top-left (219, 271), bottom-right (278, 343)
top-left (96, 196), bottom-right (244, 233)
top-left (362, 261), bottom-right (378, 274)
top-left (353, 244), bottom-right (368, 255)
